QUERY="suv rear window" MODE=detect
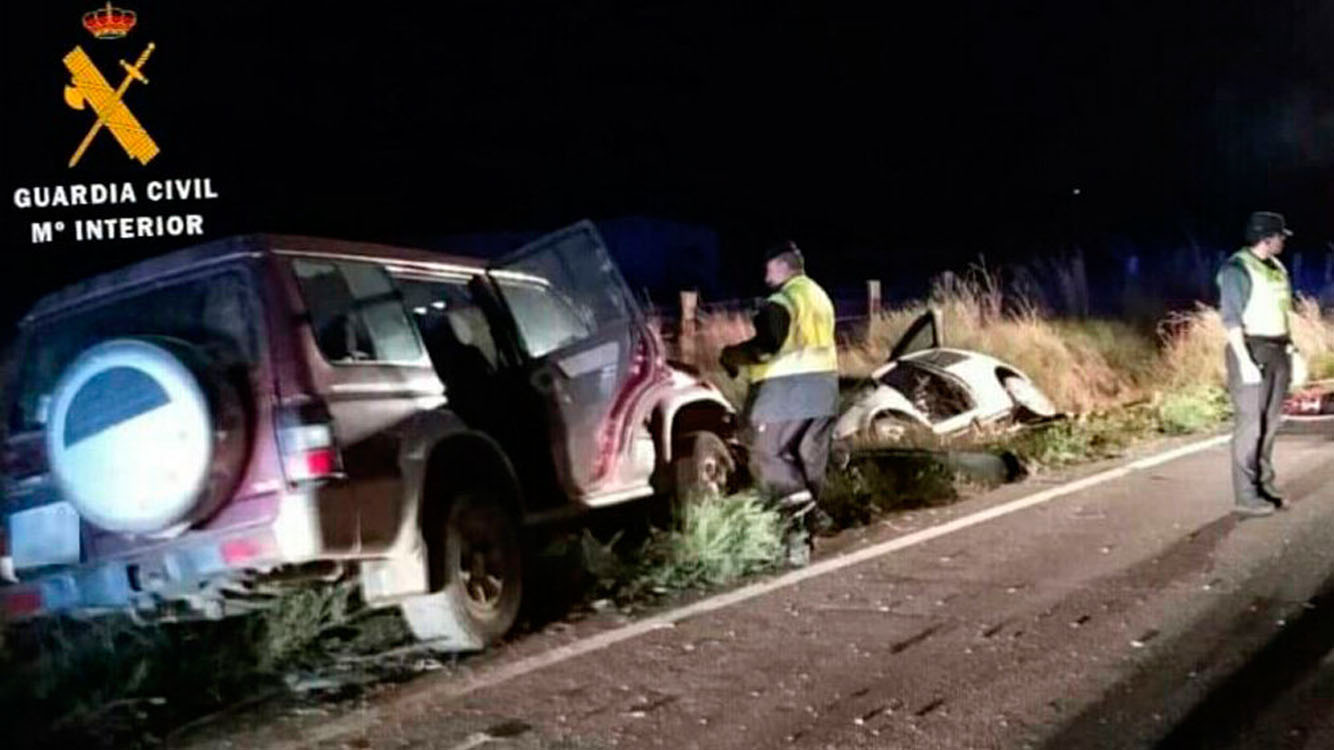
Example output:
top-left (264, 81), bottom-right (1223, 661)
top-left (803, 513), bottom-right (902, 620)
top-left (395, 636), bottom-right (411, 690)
top-left (7, 269), bottom-right (261, 434)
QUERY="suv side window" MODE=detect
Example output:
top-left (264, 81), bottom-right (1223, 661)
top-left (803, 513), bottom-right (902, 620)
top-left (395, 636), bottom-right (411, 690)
top-left (493, 281), bottom-right (591, 360)
top-left (395, 276), bottom-right (502, 370)
top-left (491, 229), bottom-right (635, 360)
top-left (291, 258), bottom-right (423, 364)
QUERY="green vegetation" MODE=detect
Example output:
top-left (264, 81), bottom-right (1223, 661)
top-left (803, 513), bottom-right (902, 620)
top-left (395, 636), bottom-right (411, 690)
top-left (0, 583), bottom-right (409, 749)
top-left (637, 491), bottom-right (786, 590)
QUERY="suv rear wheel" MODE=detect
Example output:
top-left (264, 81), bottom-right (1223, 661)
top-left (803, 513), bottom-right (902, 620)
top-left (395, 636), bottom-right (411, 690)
top-left (401, 490), bottom-right (523, 650)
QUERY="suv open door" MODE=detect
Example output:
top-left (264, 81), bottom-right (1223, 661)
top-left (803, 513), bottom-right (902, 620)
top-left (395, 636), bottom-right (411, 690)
top-left (484, 221), bottom-right (658, 502)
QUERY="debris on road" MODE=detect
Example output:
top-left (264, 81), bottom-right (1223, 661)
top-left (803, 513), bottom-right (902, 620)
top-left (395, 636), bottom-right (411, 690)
top-left (915, 697), bottom-right (947, 717)
top-left (1130, 629), bottom-right (1161, 648)
top-left (1284, 380), bottom-right (1334, 416)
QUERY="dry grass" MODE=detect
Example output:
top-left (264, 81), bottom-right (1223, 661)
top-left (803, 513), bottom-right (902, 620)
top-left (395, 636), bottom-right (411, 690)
top-left (1158, 304), bottom-right (1227, 388)
top-left (1160, 296), bottom-right (1334, 388)
top-left (684, 270), bottom-right (1144, 414)
top-left (0, 583), bottom-right (397, 749)
top-left (674, 270), bottom-right (1334, 420)
top-left (1291, 297), bottom-right (1334, 379)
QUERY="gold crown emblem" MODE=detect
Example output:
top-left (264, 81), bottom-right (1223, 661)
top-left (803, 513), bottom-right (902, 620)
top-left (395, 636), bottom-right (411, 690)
top-left (82, 2), bottom-right (137, 39)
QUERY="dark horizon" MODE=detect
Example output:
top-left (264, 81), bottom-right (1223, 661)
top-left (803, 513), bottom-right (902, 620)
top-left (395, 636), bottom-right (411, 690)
top-left (4, 1), bottom-right (1333, 328)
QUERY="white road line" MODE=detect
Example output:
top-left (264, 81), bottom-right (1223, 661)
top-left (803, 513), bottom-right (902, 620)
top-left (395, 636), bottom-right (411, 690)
top-left (429, 433), bottom-right (1232, 702)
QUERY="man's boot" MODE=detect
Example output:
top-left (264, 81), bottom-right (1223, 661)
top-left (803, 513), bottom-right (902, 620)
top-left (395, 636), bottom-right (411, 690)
top-left (1259, 484), bottom-right (1286, 509)
top-left (784, 526), bottom-right (811, 567)
top-left (1234, 498), bottom-right (1276, 518)
top-left (777, 490), bottom-right (816, 567)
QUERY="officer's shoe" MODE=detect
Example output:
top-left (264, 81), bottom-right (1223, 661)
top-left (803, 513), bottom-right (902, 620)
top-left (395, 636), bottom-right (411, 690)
top-left (776, 491), bottom-right (816, 566)
top-left (777, 490), bottom-right (815, 514)
top-left (1259, 485), bottom-right (1287, 510)
top-left (783, 530), bottom-right (812, 568)
top-left (1235, 499), bottom-right (1276, 518)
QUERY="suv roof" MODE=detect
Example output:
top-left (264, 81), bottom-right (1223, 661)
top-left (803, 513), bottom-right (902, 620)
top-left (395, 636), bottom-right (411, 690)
top-left (24, 234), bottom-right (488, 324)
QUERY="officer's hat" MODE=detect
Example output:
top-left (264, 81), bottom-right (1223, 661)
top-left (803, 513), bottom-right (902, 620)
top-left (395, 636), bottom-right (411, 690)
top-left (1245, 212), bottom-right (1294, 244)
top-left (764, 240), bottom-right (804, 267)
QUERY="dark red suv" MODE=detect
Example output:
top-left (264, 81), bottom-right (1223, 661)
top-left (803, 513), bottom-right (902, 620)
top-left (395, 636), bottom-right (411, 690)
top-left (0, 221), bottom-right (737, 649)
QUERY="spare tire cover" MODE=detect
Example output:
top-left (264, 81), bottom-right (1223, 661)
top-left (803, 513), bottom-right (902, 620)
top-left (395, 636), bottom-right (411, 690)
top-left (45, 338), bottom-right (217, 534)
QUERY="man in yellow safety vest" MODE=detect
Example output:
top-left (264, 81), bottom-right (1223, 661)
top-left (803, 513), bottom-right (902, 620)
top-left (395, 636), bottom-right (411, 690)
top-left (721, 241), bottom-right (838, 565)
top-left (1216, 211), bottom-right (1297, 517)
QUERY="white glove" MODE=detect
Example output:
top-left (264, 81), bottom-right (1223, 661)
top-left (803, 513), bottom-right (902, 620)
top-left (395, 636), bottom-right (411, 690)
top-left (1290, 346), bottom-right (1309, 390)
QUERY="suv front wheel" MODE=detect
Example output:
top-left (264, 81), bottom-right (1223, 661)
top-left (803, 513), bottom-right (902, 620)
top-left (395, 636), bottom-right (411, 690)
top-left (401, 490), bottom-right (523, 650)
top-left (672, 430), bottom-right (735, 503)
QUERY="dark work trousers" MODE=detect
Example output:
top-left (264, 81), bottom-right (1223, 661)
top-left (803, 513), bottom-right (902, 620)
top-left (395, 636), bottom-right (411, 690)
top-left (748, 416), bottom-right (837, 502)
top-left (1226, 337), bottom-right (1291, 506)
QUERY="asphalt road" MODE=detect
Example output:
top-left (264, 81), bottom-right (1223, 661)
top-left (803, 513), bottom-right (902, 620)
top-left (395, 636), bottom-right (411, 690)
top-left (181, 425), bottom-right (1334, 750)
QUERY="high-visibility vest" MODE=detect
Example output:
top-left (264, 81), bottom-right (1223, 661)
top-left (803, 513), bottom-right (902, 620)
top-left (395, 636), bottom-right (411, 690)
top-left (747, 274), bottom-right (838, 382)
top-left (1228, 249), bottom-right (1292, 337)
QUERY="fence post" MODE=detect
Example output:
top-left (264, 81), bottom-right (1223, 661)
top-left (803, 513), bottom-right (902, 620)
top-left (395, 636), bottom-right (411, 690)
top-left (864, 280), bottom-right (882, 345)
top-left (680, 290), bottom-right (698, 365)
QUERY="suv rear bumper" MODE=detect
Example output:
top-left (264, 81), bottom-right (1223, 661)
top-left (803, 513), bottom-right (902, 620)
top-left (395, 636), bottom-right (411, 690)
top-left (0, 488), bottom-right (345, 621)
top-left (1, 523), bottom-right (285, 621)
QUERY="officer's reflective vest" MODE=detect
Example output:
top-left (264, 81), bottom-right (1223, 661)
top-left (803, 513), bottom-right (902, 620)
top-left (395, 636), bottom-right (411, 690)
top-left (1230, 249), bottom-right (1292, 337)
top-left (746, 274), bottom-right (838, 382)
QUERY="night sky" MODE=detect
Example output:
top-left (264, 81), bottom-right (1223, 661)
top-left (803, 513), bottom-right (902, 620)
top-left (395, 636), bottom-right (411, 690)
top-left (3, 1), bottom-right (1332, 331)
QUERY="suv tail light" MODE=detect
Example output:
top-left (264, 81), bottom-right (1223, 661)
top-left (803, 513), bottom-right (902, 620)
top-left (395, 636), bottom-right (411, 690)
top-left (2, 435), bottom-right (47, 480)
top-left (276, 403), bottom-right (343, 484)
top-left (2, 587), bottom-right (41, 619)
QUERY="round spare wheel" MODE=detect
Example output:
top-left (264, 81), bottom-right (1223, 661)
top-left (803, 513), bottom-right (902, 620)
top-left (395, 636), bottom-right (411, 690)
top-left (44, 337), bottom-right (247, 536)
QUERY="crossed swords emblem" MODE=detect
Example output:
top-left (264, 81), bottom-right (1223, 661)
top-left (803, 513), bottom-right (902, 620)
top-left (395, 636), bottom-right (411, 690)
top-left (62, 42), bottom-right (159, 167)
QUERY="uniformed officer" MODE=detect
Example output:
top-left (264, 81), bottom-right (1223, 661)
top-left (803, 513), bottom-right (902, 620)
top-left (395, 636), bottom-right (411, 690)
top-left (1217, 211), bottom-right (1297, 517)
top-left (721, 241), bottom-right (839, 564)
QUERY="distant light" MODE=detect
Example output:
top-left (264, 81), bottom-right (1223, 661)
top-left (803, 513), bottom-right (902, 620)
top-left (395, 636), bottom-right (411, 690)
top-left (413, 306), bottom-right (427, 315)
top-left (1072, 188), bottom-right (1082, 196)
top-left (431, 301), bottom-right (447, 310)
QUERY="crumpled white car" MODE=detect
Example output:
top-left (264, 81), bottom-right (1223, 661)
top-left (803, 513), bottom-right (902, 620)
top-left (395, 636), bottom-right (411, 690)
top-left (836, 310), bottom-right (1059, 442)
